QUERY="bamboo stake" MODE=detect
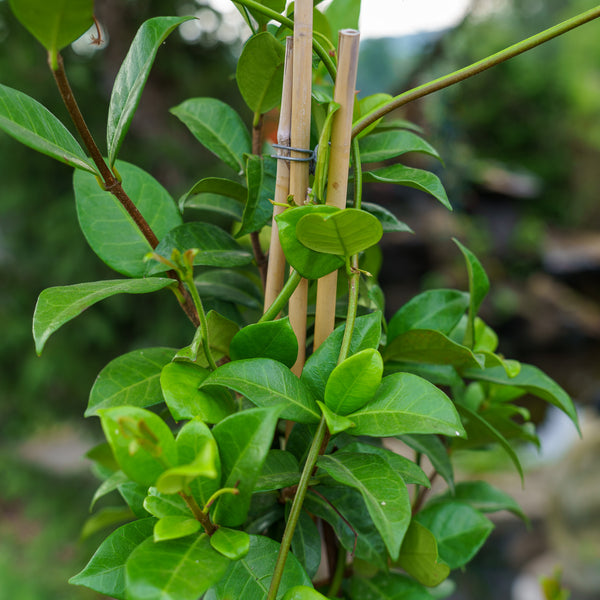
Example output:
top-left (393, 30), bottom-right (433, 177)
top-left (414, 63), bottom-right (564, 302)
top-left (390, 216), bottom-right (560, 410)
top-left (264, 38), bottom-right (294, 313)
top-left (288, 0), bottom-right (313, 376)
top-left (313, 29), bottom-right (360, 351)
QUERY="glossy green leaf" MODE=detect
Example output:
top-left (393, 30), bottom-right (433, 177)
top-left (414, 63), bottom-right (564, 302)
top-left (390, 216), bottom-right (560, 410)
top-left (296, 208), bottom-right (383, 257)
top-left (74, 161), bottom-right (183, 277)
top-left (290, 510), bottom-right (321, 579)
top-left (69, 518), bottom-right (155, 599)
top-left (461, 364), bottom-right (579, 430)
top-left (195, 270), bottom-right (263, 310)
top-left (363, 164), bottom-right (451, 210)
top-left (99, 406), bottom-right (176, 486)
top-left (237, 32), bottom-right (285, 114)
top-left (395, 520), bottom-right (450, 587)
top-left (324, 0), bottom-right (360, 44)
top-left (211, 406), bottom-right (284, 526)
top-left (86, 347), bottom-right (175, 417)
top-left (202, 358), bottom-right (320, 424)
top-left (359, 130), bottom-right (442, 163)
top-left (361, 202), bottom-right (413, 234)
top-left (154, 516), bottom-right (201, 542)
top-left (9, 0), bottom-right (93, 60)
top-left (143, 487), bottom-right (192, 518)
top-left (384, 329), bottom-right (485, 369)
top-left (256, 450), bottom-right (300, 492)
top-left (160, 361), bottom-right (233, 423)
top-left (317, 452), bottom-right (411, 560)
top-left (349, 572), bottom-right (435, 600)
top-left (0, 84), bottom-right (95, 173)
top-left (415, 501), bottom-right (494, 569)
top-left (318, 401), bottom-right (356, 435)
top-left (276, 205), bottom-right (345, 279)
top-left (33, 278), bottom-right (173, 355)
top-left (399, 434), bottom-right (455, 493)
top-left (107, 16), bottom-right (193, 167)
top-left (349, 372), bottom-right (466, 438)
top-left (283, 586), bottom-right (328, 600)
top-left (171, 98), bottom-right (251, 174)
top-left (230, 317), bottom-right (298, 368)
top-left (147, 222), bottom-right (253, 275)
top-left (237, 154), bottom-right (277, 237)
top-left (302, 311), bottom-right (382, 400)
top-left (118, 482), bottom-right (150, 518)
top-left (126, 534), bottom-right (230, 600)
top-left (324, 349), bottom-right (383, 415)
top-left (210, 527), bottom-right (250, 560)
top-left (388, 289), bottom-right (469, 341)
top-left (206, 535), bottom-right (311, 599)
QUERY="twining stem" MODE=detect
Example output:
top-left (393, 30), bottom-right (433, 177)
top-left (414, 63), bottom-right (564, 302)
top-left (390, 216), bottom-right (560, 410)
top-left (260, 269), bottom-right (302, 323)
top-left (352, 5), bottom-right (600, 138)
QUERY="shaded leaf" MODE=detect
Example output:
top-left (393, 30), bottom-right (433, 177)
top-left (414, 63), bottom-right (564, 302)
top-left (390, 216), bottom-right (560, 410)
top-left (349, 572), bottom-right (435, 600)
top-left (290, 511), bottom-right (321, 580)
top-left (359, 130), bottom-right (442, 163)
top-left (361, 202), bottom-right (413, 234)
top-left (255, 450), bottom-right (300, 493)
top-left (194, 270), bottom-right (262, 310)
top-left (399, 434), bottom-right (454, 493)
top-left (238, 154), bottom-right (277, 237)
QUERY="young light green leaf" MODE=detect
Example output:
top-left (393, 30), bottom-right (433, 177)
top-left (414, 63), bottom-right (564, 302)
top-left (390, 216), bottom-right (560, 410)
top-left (284, 585), bottom-right (328, 600)
top-left (33, 278), bottom-right (173, 355)
top-left (211, 406), bottom-right (284, 526)
top-left (324, 349), bottom-right (383, 415)
top-left (107, 16), bottom-right (193, 167)
top-left (146, 222), bottom-right (253, 275)
top-left (349, 572), bottom-right (435, 600)
top-left (317, 401), bottom-right (356, 435)
top-left (171, 98), bottom-right (251, 173)
top-left (237, 31), bottom-right (285, 114)
top-left (202, 358), bottom-right (320, 424)
top-left (363, 164), bottom-right (451, 210)
top-left (349, 372), bottom-right (466, 438)
top-left (229, 317), bottom-right (298, 369)
top-left (415, 501), bottom-right (494, 570)
top-left (0, 84), bottom-right (96, 173)
top-left (126, 534), bottom-right (230, 600)
top-left (153, 516), bottom-right (201, 542)
top-left (143, 488), bottom-right (193, 519)
top-left (296, 208), bottom-right (383, 257)
top-left (69, 518), bottom-right (155, 600)
top-left (74, 161), bottom-right (183, 276)
top-left (86, 347), bottom-right (176, 416)
top-left (210, 527), bottom-right (250, 560)
top-left (317, 452), bottom-right (411, 560)
top-left (359, 130), bottom-right (442, 164)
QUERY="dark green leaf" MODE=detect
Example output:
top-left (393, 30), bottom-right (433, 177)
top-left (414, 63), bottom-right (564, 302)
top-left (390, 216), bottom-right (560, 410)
top-left (359, 130), bottom-right (442, 163)
top-left (74, 161), bottom-right (183, 276)
top-left (210, 528), bottom-right (250, 560)
top-left (33, 278), bottom-right (173, 355)
top-left (255, 450), bottom-right (300, 492)
top-left (349, 572), bottom-right (435, 600)
top-left (290, 510), bottom-right (321, 579)
top-left (154, 516), bottom-right (201, 542)
top-left (399, 434), bottom-right (454, 492)
top-left (238, 154), bottom-right (277, 237)
top-left (361, 202), bottom-right (413, 234)
top-left (107, 16), bottom-right (193, 167)
top-left (80, 507), bottom-right (134, 540)
top-left (90, 471), bottom-right (129, 512)
top-left (363, 164), bottom-right (451, 210)
top-left (69, 518), bottom-right (155, 599)
top-left (119, 482), bottom-right (150, 518)
top-left (179, 177), bottom-right (246, 221)
top-left (194, 270), bottom-right (262, 309)
top-left (171, 98), bottom-right (251, 173)
top-left (0, 84), bottom-right (95, 173)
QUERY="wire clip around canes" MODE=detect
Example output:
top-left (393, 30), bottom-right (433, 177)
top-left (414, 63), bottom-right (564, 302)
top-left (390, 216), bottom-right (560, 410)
top-left (271, 143), bottom-right (316, 173)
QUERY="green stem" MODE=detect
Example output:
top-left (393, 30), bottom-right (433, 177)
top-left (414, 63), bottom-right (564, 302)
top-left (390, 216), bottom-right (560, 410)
top-left (267, 416), bottom-right (328, 600)
top-left (260, 270), bottom-right (302, 322)
top-left (352, 5), bottom-right (600, 138)
top-left (179, 491), bottom-right (217, 535)
top-left (185, 274), bottom-right (218, 371)
top-left (327, 546), bottom-right (347, 598)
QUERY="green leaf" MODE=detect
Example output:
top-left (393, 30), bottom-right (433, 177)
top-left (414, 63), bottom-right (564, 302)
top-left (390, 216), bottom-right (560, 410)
top-left (399, 434), bottom-right (455, 493)
top-left (171, 98), bottom-right (251, 173)
top-left (415, 501), bottom-right (494, 570)
top-left (354, 93), bottom-right (393, 140)
top-left (0, 84), bottom-right (95, 173)
top-left (202, 358), bottom-right (320, 424)
top-left (147, 222), bottom-right (253, 275)
top-left (317, 452), bottom-right (411, 560)
top-left (324, 349), bottom-right (383, 415)
top-left (33, 278), bottom-right (173, 355)
top-left (230, 317), bottom-right (298, 369)
top-left (90, 470), bottom-right (129, 512)
top-left (161, 361), bottom-right (233, 423)
top-left (85, 347), bottom-right (175, 417)
top-left (9, 0), bottom-right (93, 62)
top-left (154, 516), bottom-right (201, 542)
top-left (194, 270), bottom-right (263, 310)
top-left (388, 289), bottom-right (469, 341)
top-left (80, 506), bottom-right (135, 540)
top-left (323, 0), bottom-right (361, 44)
top-left (384, 329), bottom-right (485, 369)
top-left (99, 406), bottom-right (177, 486)
top-left (179, 177), bottom-right (246, 220)
top-left (119, 482), bottom-right (150, 518)
top-left (210, 528), bottom-right (250, 560)
top-left (302, 311), bottom-right (382, 400)
top-left (237, 31), bottom-right (285, 114)
top-left (363, 164), bottom-right (451, 210)
top-left (349, 572), bottom-right (435, 600)
top-left (107, 16), bottom-right (193, 167)
top-left (296, 208), bottom-right (383, 257)
top-left (276, 205), bottom-right (345, 279)
top-left (359, 130), bottom-right (442, 163)
top-left (290, 510), bottom-right (321, 579)
top-left (349, 373), bottom-right (466, 438)
top-left (461, 364), bottom-right (579, 431)
top-left (283, 586), bottom-right (328, 600)
top-left (143, 487), bottom-right (193, 518)
top-left (255, 450), bottom-right (300, 492)
top-left (318, 401), bottom-right (356, 435)
top-left (126, 534), bottom-right (230, 600)
top-left (74, 161), bottom-right (183, 277)
top-left (69, 518), bottom-right (155, 599)
top-left (395, 520), bottom-right (450, 587)
top-left (237, 154), bottom-right (277, 237)
top-left (361, 202), bottom-right (413, 234)
top-left (211, 406), bottom-right (284, 526)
